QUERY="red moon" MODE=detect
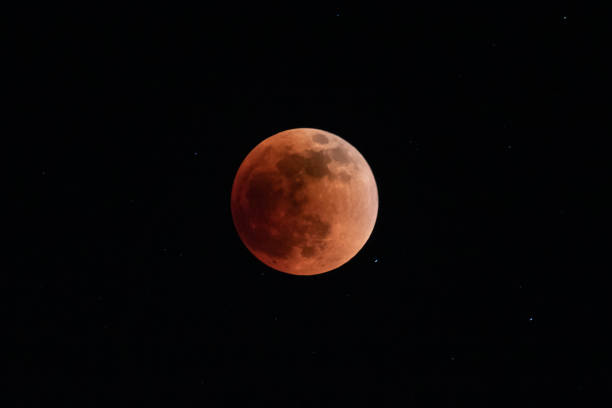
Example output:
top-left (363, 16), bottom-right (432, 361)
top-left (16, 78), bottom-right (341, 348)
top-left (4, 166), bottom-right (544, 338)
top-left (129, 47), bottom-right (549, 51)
top-left (231, 128), bottom-right (378, 276)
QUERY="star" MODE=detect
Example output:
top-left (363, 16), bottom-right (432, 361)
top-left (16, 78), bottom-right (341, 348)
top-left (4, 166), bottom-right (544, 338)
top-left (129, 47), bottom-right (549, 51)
top-left (194, 151), bottom-right (199, 156)
top-left (528, 316), bottom-right (534, 322)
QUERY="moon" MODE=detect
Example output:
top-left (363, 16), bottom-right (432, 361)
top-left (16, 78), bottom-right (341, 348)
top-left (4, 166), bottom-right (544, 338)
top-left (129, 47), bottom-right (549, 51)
top-left (231, 128), bottom-right (378, 276)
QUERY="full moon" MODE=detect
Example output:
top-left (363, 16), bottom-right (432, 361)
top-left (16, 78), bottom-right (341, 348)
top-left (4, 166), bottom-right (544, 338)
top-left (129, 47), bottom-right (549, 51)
top-left (231, 128), bottom-right (378, 276)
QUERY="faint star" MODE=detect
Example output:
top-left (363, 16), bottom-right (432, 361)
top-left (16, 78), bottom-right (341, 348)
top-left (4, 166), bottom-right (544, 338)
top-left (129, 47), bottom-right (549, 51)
top-left (450, 356), bottom-right (456, 361)
top-left (528, 316), bottom-right (534, 322)
top-left (41, 170), bottom-right (46, 176)
top-left (194, 151), bottom-right (199, 156)
top-left (373, 257), bottom-right (379, 263)
top-left (562, 16), bottom-right (567, 20)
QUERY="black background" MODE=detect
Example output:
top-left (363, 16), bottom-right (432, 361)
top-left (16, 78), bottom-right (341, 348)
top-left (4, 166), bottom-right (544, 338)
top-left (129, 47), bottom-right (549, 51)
top-left (16, 3), bottom-right (609, 406)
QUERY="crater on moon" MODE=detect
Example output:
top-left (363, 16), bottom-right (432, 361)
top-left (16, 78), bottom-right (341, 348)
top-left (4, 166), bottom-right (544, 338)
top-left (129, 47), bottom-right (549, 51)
top-left (276, 149), bottom-right (333, 180)
top-left (312, 133), bottom-right (329, 144)
top-left (329, 146), bottom-right (351, 164)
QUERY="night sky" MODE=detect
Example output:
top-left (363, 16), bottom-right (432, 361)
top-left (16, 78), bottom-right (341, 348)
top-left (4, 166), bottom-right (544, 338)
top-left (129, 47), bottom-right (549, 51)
top-left (17, 4), bottom-right (609, 406)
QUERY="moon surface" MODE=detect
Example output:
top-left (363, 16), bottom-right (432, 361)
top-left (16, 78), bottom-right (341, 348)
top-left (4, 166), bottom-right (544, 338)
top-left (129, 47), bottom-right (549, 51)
top-left (231, 128), bottom-right (378, 275)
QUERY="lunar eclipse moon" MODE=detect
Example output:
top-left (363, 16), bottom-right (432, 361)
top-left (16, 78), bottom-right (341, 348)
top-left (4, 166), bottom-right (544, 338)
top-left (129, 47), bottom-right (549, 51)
top-left (231, 128), bottom-right (378, 275)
